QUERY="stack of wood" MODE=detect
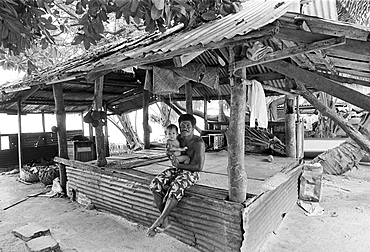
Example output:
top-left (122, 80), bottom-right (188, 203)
top-left (245, 126), bottom-right (286, 155)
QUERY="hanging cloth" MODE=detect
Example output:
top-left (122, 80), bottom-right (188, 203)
top-left (246, 79), bottom-right (268, 128)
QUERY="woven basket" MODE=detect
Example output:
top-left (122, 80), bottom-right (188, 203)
top-left (20, 168), bottom-right (39, 183)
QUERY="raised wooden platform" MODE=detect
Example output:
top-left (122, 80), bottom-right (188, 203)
top-left (55, 149), bottom-right (301, 252)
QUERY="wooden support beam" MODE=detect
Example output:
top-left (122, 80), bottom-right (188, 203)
top-left (296, 80), bottom-right (370, 154)
top-left (276, 27), bottom-right (370, 57)
top-left (17, 98), bottom-right (22, 171)
top-left (143, 89), bottom-right (150, 149)
top-left (234, 36), bottom-right (346, 71)
top-left (270, 37), bottom-right (317, 71)
top-left (93, 76), bottom-right (107, 167)
top-left (173, 51), bottom-right (205, 67)
top-left (314, 49), bottom-right (338, 75)
top-left (185, 82), bottom-right (193, 114)
top-left (316, 72), bottom-right (370, 88)
top-left (52, 83), bottom-right (68, 194)
top-left (296, 96), bottom-right (304, 159)
top-left (103, 102), bottom-right (110, 157)
top-left (89, 123), bottom-right (94, 142)
top-left (264, 60), bottom-right (370, 112)
top-left (80, 112), bottom-right (85, 136)
top-left (204, 98), bottom-right (208, 130)
top-left (293, 14), bottom-right (370, 41)
top-left (261, 84), bottom-right (294, 96)
top-left (227, 67), bottom-right (247, 203)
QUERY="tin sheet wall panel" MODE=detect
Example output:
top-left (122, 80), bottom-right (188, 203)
top-left (241, 167), bottom-right (302, 252)
top-left (66, 165), bottom-right (243, 252)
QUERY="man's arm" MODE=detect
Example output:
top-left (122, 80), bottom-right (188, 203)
top-left (173, 139), bottom-right (205, 172)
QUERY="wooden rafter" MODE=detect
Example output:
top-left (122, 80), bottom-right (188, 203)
top-left (276, 27), bottom-right (370, 57)
top-left (314, 49), bottom-right (338, 75)
top-left (317, 72), bottom-right (370, 87)
top-left (264, 60), bottom-right (370, 112)
top-left (234, 36), bottom-right (346, 71)
top-left (271, 37), bottom-right (316, 70)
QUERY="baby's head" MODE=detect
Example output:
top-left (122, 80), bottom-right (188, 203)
top-left (166, 124), bottom-right (179, 141)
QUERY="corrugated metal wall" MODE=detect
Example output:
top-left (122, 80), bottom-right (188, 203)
top-left (0, 145), bottom-right (58, 168)
top-left (242, 167), bottom-right (302, 252)
top-left (0, 130), bottom-right (82, 168)
top-left (66, 165), bottom-right (244, 252)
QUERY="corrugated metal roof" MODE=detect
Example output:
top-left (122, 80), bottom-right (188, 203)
top-left (301, 0), bottom-right (338, 20)
top-left (95, 0), bottom-right (298, 69)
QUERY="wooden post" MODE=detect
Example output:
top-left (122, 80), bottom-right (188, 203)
top-left (53, 83), bottom-right (68, 193)
top-left (89, 123), bottom-right (94, 141)
top-left (185, 82), bottom-right (193, 114)
top-left (227, 67), bottom-right (248, 203)
top-left (285, 94), bottom-right (296, 158)
top-left (204, 98), bottom-right (208, 130)
top-left (41, 110), bottom-right (47, 146)
top-left (143, 89), bottom-right (150, 149)
top-left (17, 98), bottom-right (23, 171)
top-left (93, 76), bottom-right (107, 167)
top-left (80, 112), bottom-right (85, 137)
top-left (296, 96), bottom-right (303, 158)
top-left (104, 102), bottom-right (109, 157)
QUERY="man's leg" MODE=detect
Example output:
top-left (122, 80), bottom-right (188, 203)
top-left (147, 197), bottom-right (178, 237)
top-left (152, 191), bottom-right (165, 212)
top-left (147, 170), bottom-right (199, 237)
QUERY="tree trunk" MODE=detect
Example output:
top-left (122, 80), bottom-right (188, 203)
top-left (108, 114), bottom-right (143, 151)
top-left (227, 67), bottom-right (248, 203)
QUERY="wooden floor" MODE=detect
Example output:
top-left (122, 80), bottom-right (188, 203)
top-left (103, 149), bottom-right (298, 196)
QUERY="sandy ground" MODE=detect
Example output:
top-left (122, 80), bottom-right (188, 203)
top-left (0, 173), bottom-right (198, 252)
top-left (2, 164), bottom-right (370, 252)
top-left (260, 163), bottom-right (370, 252)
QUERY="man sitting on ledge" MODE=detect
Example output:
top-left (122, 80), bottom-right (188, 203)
top-left (147, 114), bottom-right (205, 236)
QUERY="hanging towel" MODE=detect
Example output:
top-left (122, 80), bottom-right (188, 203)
top-left (246, 79), bottom-right (268, 128)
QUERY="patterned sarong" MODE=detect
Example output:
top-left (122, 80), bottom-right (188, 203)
top-left (149, 168), bottom-right (199, 202)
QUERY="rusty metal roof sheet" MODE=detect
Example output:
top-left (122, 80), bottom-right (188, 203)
top-left (93, 0), bottom-right (297, 70)
top-left (301, 0), bottom-right (338, 20)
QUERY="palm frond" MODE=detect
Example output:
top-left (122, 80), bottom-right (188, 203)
top-left (337, 0), bottom-right (370, 26)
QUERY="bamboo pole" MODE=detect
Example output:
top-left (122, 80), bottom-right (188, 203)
top-left (93, 76), bottom-right (107, 166)
top-left (52, 83), bottom-right (68, 193)
top-left (143, 89), bottom-right (150, 149)
top-left (227, 65), bottom-right (248, 203)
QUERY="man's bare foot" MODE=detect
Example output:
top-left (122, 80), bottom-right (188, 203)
top-left (147, 218), bottom-right (164, 237)
top-left (156, 217), bottom-right (172, 233)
